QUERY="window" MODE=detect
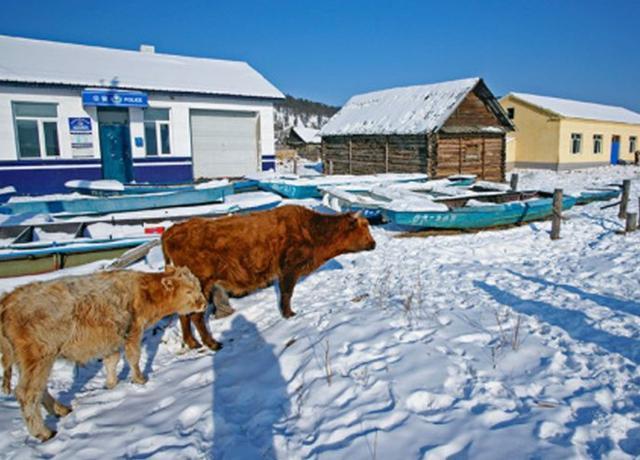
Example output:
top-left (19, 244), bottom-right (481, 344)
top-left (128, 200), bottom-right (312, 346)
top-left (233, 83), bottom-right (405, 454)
top-left (631, 136), bottom-right (637, 153)
top-left (13, 102), bottom-right (60, 158)
top-left (571, 133), bottom-right (582, 154)
top-left (144, 108), bottom-right (171, 155)
top-left (507, 107), bottom-right (515, 120)
top-left (593, 134), bottom-right (603, 154)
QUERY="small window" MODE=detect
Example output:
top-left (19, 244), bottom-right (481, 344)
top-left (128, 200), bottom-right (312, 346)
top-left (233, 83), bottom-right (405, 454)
top-left (631, 136), bottom-right (637, 153)
top-left (571, 133), bottom-right (582, 154)
top-left (507, 107), bottom-right (515, 120)
top-left (13, 102), bottom-right (60, 159)
top-left (593, 134), bottom-right (603, 154)
top-left (143, 108), bottom-right (171, 155)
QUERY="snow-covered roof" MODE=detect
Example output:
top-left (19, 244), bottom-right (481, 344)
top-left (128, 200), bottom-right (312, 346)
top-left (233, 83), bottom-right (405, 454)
top-left (292, 126), bottom-right (321, 144)
top-left (0, 35), bottom-right (284, 100)
top-left (320, 77), bottom-right (509, 136)
top-left (508, 93), bottom-right (640, 125)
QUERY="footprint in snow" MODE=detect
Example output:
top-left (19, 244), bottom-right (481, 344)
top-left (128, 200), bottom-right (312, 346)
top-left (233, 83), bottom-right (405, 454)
top-left (406, 390), bottom-right (456, 415)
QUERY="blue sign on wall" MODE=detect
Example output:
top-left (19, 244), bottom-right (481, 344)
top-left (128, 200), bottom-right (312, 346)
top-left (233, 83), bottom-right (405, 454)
top-left (82, 89), bottom-right (148, 108)
top-left (68, 117), bottom-right (92, 133)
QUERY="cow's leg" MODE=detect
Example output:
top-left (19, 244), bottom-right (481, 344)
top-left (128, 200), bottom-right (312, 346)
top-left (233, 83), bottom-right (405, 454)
top-left (1, 335), bottom-right (14, 395)
top-left (191, 312), bottom-right (223, 351)
top-left (15, 352), bottom-right (56, 441)
top-left (103, 351), bottom-right (120, 389)
top-left (180, 314), bottom-right (202, 350)
top-left (42, 389), bottom-right (72, 417)
top-left (279, 272), bottom-right (298, 319)
top-left (212, 284), bottom-right (235, 319)
top-left (124, 326), bottom-right (147, 385)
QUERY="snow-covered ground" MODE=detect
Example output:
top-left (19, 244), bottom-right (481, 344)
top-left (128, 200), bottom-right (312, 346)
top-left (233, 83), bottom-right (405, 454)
top-left (1, 166), bottom-right (640, 459)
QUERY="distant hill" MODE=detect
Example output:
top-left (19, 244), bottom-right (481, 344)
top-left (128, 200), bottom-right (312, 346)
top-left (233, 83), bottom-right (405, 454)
top-left (274, 95), bottom-right (339, 145)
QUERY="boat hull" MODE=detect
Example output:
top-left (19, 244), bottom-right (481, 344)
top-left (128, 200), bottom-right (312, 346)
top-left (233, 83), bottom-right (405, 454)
top-left (384, 196), bottom-right (577, 229)
top-left (575, 188), bottom-right (621, 205)
top-left (0, 184), bottom-right (235, 216)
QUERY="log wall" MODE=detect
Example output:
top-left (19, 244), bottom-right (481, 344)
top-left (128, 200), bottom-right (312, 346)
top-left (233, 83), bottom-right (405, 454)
top-left (435, 134), bottom-right (504, 181)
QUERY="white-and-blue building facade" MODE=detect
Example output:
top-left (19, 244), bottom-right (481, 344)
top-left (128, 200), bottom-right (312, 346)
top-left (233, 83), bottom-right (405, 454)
top-left (0, 36), bottom-right (283, 194)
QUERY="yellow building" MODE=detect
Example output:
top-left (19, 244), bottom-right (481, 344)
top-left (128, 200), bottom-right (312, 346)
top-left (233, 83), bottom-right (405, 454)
top-left (500, 93), bottom-right (640, 170)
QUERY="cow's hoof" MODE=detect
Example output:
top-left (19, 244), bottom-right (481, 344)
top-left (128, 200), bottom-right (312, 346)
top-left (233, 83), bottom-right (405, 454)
top-left (132, 375), bottom-right (148, 386)
top-left (105, 379), bottom-right (119, 390)
top-left (36, 429), bottom-right (56, 442)
top-left (2, 383), bottom-right (10, 395)
top-left (206, 341), bottom-right (223, 352)
top-left (283, 310), bottom-right (297, 319)
top-left (185, 338), bottom-right (203, 350)
top-left (54, 403), bottom-right (72, 417)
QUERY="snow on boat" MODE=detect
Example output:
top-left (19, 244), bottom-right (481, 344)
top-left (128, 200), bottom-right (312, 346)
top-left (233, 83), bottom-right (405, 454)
top-left (65, 179), bottom-right (195, 196)
top-left (257, 173), bottom-right (429, 199)
top-left (321, 176), bottom-right (476, 220)
top-left (0, 186), bottom-right (16, 204)
top-left (0, 180), bottom-right (234, 217)
top-left (382, 190), bottom-right (578, 230)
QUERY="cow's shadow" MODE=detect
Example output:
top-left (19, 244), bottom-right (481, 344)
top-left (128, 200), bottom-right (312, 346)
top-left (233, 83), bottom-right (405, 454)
top-left (212, 315), bottom-right (289, 459)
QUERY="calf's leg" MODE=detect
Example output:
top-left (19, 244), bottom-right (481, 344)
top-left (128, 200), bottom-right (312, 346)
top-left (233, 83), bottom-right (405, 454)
top-left (279, 273), bottom-right (298, 319)
top-left (212, 284), bottom-right (235, 319)
top-left (15, 353), bottom-right (56, 441)
top-left (103, 351), bottom-right (120, 389)
top-left (180, 314), bottom-right (202, 350)
top-left (191, 312), bottom-right (223, 351)
top-left (124, 326), bottom-right (147, 385)
top-left (42, 390), bottom-right (72, 417)
top-left (1, 336), bottom-right (13, 394)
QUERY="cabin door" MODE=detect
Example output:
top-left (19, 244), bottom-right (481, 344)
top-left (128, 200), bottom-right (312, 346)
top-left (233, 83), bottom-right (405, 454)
top-left (610, 136), bottom-right (620, 165)
top-left (98, 108), bottom-right (134, 183)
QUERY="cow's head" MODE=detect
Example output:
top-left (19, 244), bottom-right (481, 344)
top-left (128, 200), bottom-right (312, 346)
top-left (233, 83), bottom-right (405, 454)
top-left (161, 266), bottom-right (207, 314)
top-left (342, 212), bottom-right (376, 253)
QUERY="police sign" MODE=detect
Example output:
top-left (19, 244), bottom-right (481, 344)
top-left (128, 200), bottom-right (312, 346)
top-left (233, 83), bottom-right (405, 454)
top-left (81, 89), bottom-right (148, 107)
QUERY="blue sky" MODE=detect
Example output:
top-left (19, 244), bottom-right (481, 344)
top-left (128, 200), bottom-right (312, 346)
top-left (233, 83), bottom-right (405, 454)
top-left (2, 0), bottom-right (639, 110)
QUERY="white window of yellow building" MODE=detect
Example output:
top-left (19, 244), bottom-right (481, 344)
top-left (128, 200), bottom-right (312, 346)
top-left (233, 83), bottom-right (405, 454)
top-left (630, 136), bottom-right (637, 153)
top-left (593, 134), bottom-right (603, 154)
top-left (571, 133), bottom-right (582, 154)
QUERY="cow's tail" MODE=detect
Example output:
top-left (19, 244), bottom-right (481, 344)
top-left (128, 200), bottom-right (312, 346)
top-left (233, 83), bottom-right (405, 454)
top-left (160, 233), bottom-right (174, 268)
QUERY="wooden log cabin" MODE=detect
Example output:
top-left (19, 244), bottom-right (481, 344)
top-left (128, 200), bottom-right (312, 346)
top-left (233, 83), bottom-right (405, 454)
top-left (320, 78), bottom-right (514, 181)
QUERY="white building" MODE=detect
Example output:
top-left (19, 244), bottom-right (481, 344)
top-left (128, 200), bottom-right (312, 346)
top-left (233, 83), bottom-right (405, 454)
top-left (0, 35), bottom-right (284, 194)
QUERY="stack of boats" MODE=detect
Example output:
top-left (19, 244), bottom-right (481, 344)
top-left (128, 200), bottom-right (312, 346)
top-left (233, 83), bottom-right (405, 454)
top-left (0, 171), bottom-right (622, 277)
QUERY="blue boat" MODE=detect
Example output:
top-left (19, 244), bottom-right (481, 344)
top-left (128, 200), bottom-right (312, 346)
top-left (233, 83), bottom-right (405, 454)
top-left (0, 187), bottom-right (16, 204)
top-left (0, 181), bottom-right (234, 217)
top-left (258, 173), bottom-right (429, 199)
top-left (65, 179), bottom-right (195, 196)
top-left (575, 187), bottom-right (621, 205)
top-left (383, 191), bottom-right (578, 229)
top-left (0, 236), bottom-right (155, 278)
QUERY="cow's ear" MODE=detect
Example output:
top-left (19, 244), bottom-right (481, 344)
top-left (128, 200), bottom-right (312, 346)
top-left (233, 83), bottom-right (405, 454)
top-left (161, 277), bottom-right (175, 291)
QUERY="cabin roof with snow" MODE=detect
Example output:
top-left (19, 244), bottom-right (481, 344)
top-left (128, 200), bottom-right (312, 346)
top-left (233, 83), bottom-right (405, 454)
top-left (290, 126), bottom-right (321, 144)
top-left (0, 35), bottom-right (284, 100)
top-left (507, 92), bottom-right (640, 125)
top-left (320, 77), bottom-right (513, 136)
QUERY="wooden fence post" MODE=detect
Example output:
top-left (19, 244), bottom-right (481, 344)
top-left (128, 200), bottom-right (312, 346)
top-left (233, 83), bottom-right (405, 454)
top-left (293, 157), bottom-right (298, 175)
top-left (510, 173), bottom-right (519, 191)
top-left (385, 136), bottom-right (390, 173)
top-left (626, 212), bottom-right (638, 233)
top-left (551, 188), bottom-right (563, 240)
top-left (329, 160), bottom-right (334, 175)
top-left (348, 137), bottom-right (353, 174)
top-left (619, 179), bottom-right (631, 218)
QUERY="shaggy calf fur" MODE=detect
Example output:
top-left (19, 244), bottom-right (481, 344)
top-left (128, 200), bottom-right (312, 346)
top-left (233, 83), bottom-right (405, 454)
top-left (0, 266), bottom-right (206, 442)
top-left (162, 205), bottom-right (376, 350)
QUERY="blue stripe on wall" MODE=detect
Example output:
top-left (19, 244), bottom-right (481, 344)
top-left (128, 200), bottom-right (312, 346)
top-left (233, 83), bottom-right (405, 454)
top-left (0, 157), bottom-right (194, 195)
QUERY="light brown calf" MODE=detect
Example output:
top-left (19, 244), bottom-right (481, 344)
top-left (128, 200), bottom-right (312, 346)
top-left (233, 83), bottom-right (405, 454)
top-left (0, 266), bottom-right (206, 442)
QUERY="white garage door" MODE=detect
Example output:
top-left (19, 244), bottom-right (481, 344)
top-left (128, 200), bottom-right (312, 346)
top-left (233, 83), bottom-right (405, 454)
top-left (190, 109), bottom-right (259, 178)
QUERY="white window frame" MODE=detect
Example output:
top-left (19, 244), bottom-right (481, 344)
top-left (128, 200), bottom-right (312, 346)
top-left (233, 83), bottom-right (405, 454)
top-left (12, 102), bottom-right (60, 159)
top-left (630, 136), bottom-right (637, 153)
top-left (571, 133), bottom-right (582, 154)
top-left (593, 134), bottom-right (603, 154)
top-left (144, 108), bottom-right (172, 156)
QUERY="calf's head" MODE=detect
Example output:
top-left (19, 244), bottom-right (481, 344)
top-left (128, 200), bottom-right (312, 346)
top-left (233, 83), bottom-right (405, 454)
top-left (341, 212), bottom-right (376, 253)
top-left (161, 266), bottom-right (207, 315)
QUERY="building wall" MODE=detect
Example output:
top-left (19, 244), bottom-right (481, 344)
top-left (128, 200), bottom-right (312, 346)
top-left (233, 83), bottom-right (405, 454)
top-left (0, 85), bottom-right (277, 194)
top-left (500, 95), bottom-right (640, 170)
top-left (499, 95), bottom-right (561, 169)
top-left (557, 118), bottom-right (640, 167)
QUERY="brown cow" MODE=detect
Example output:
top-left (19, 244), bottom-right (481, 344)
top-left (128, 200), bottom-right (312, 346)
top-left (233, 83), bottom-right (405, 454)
top-left (0, 266), bottom-right (206, 441)
top-left (162, 204), bottom-right (376, 350)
